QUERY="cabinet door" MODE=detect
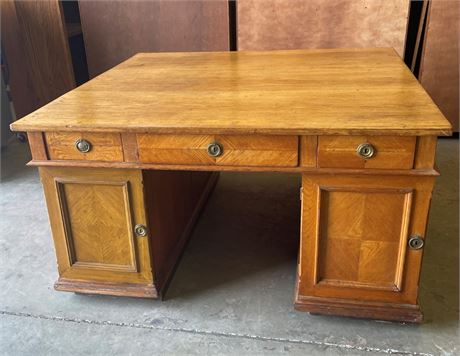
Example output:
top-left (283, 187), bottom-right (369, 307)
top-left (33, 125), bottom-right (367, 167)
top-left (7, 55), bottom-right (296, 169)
top-left (40, 167), bottom-right (154, 290)
top-left (298, 174), bottom-right (435, 304)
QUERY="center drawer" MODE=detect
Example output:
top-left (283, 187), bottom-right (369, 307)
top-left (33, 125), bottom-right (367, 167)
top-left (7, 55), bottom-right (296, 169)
top-left (137, 134), bottom-right (299, 167)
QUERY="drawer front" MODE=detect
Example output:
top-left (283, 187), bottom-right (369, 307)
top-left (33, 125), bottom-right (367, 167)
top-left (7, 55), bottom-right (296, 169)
top-left (46, 132), bottom-right (123, 162)
top-left (318, 136), bottom-right (416, 169)
top-left (137, 134), bottom-right (299, 167)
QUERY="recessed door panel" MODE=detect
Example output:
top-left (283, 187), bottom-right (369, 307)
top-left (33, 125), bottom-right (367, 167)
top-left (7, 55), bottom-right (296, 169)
top-left (57, 181), bottom-right (137, 272)
top-left (40, 167), bottom-right (153, 285)
top-left (298, 174), bottom-right (435, 304)
top-left (318, 188), bottom-right (412, 291)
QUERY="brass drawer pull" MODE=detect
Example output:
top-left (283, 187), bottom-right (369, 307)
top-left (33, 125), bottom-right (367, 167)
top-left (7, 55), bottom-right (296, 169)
top-left (356, 143), bottom-right (375, 159)
top-left (408, 235), bottom-right (424, 250)
top-left (134, 224), bottom-right (148, 237)
top-left (207, 142), bottom-right (223, 157)
top-left (75, 139), bottom-right (92, 153)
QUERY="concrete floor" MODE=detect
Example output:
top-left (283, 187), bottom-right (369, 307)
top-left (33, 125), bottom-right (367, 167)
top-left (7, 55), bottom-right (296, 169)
top-left (0, 139), bottom-right (458, 355)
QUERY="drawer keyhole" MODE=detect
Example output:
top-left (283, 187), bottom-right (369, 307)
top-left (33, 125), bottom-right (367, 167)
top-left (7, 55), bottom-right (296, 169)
top-left (75, 139), bottom-right (92, 153)
top-left (134, 224), bottom-right (148, 237)
top-left (408, 235), bottom-right (424, 250)
top-left (207, 142), bottom-right (223, 157)
top-left (356, 143), bottom-right (375, 159)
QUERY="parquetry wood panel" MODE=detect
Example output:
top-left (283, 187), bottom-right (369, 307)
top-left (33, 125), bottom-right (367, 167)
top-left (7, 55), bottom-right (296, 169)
top-left (298, 174), bottom-right (435, 304)
top-left (45, 132), bottom-right (123, 162)
top-left (318, 136), bottom-right (416, 169)
top-left (10, 49), bottom-right (452, 136)
top-left (40, 167), bottom-right (154, 285)
top-left (137, 134), bottom-right (299, 167)
top-left (138, 134), bottom-right (215, 165)
top-left (58, 181), bottom-right (137, 271)
top-left (78, 0), bottom-right (229, 77)
top-left (237, 0), bottom-right (409, 57)
top-left (318, 188), bottom-right (412, 291)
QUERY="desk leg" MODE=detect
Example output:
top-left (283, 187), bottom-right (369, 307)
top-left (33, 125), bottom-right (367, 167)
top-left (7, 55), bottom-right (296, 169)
top-left (295, 173), bottom-right (435, 322)
top-left (40, 167), bottom-right (217, 298)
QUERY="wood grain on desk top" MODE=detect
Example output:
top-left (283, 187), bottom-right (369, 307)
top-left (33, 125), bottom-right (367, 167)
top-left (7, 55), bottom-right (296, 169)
top-left (10, 48), bottom-right (452, 136)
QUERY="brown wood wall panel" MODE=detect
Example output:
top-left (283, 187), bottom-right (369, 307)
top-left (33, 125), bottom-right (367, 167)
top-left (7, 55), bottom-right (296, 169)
top-left (420, 1), bottom-right (459, 132)
top-left (1, 0), bottom-right (75, 119)
top-left (78, 0), bottom-right (230, 78)
top-left (237, 0), bottom-right (409, 57)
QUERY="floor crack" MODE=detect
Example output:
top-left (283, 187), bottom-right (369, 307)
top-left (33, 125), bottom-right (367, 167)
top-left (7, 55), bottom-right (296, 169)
top-left (1, 310), bottom-right (433, 356)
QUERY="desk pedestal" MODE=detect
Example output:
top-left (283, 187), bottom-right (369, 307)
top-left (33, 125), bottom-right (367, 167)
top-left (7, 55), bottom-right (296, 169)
top-left (40, 166), bottom-right (218, 298)
top-left (295, 174), bottom-right (435, 323)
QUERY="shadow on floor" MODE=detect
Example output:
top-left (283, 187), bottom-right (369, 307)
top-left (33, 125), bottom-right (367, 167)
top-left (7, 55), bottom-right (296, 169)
top-left (165, 172), bottom-right (301, 300)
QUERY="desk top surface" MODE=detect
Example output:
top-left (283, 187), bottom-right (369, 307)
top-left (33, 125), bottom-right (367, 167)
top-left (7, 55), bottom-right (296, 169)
top-left (11, 48), bottom-right (451, 136)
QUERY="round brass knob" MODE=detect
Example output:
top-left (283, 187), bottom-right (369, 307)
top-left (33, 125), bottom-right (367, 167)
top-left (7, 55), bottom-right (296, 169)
top-left (207, 142), bottom-right (223, 157)
top-left (134, 224), bottom-right (147, 237)
top-left (356, 143), bottom-right (375, 159)
top-left (408, 235), bottom-right (424, 250)
top-left (75, 139), bottom-right (92, 153)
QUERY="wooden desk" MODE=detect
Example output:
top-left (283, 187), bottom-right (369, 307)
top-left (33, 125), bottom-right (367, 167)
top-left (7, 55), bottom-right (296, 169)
top-left (11, 49), bottom-right (451, 323)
